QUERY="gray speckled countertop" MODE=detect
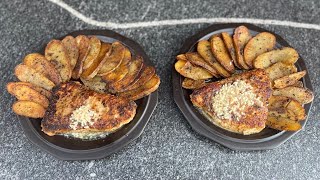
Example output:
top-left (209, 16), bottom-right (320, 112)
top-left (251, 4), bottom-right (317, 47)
top-left (0, 0), bottom-right (319, 179)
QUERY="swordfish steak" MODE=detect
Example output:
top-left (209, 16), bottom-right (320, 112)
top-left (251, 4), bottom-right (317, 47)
top-left (190, 69), bottom-right (272, 135)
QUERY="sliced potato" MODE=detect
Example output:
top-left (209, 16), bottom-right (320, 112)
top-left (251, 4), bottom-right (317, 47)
top-left (176, 54), bottom-right (188, 61)
top-left (83, 36), bottom-right (101, 69)
top-left (292, 81), bottom-right (304, 88)
top-left (118, 75), bottom-right (160, 101)
top-left (221, 32), bottom-right (240, 69)
top-left (273, 86), bottom-right (314, 104)
top-left (81, 43), bottom-right (112, 79)
top-left (268, 95), bottom-right (291, 110)
top-left (23, 53), bottom-right (61, 85)
top-left (98, 41), bottom-right (125, 76)
top-left (182, 78), bottom-right (206, 89)
top-left (185, 52), bottom-right (219, 77)
top-left (197, 40), bottom-right (230, 77)
top-left (233, 26), bottom-right (251, 69)
top-left (124, 66), bottom-right (155, 91)
top-left (101, 47), bottom-right (131, 84)
top-left (12, 101), bottom-right (45, 118)
top-left (210, 35), bottom-right (235, 73)
top-left (7, 82), bottom-right (49, 108)
top-left (7, 82), bottom-right (51, 98)
top-left (61, 36), bottom-right (79, 71)
top-left (14, 64), bottom-right (55, 90)
top-left (244, 32), bottom-right (276, 68)
top-left (80, 76), bottom-right (108, 93)
top-left (175, 60), bottom-right (213, 80)
top-left (45, 39), bottom-right (72, 82)
top-left (253, 47), bottom-right (299, 69)
top-left (265, 62), bottom-right (297, 81)
top-left (108, 56), bottom-right (144, 93)
top-left (273, 71), bottom-right (306, 89)
top-left (72, 35), bottom-right (91, 79)
top-left (268, 96), bottom-right (305, 121)
top-left (266, 116), bottom-right (301, 131)
top-left (286, 100), bottom-right (306, 121)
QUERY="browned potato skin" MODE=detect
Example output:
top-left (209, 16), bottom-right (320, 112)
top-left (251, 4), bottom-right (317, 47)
top-left (98, 42), bottom-right (125, 76)
top-left (83, 36), bottom-right (101, 69)
top-left (7, 82), bottom-right (51, 98)
top-left (23, 53), bottom-right (61, 85)
top-left (273, 86), bottom-right (314, 104)
top-left (72, 35), bottom-right (91, 79)
top-left (292, 81), bottom-right (304, 88)
top-left (61, 36), bottom-right (79, 71)
top-left (176, 54), bottom-right (188, 61)
top-left (210, 35), bottom-right (235, 73)
top-left (7, 82), bottom-right (49, 108)
top-left (266, 116), bottom-right (301, 131)
top-left (273, 71), bottom-right (306, 89)
top-left (221, 32), bottom-right (240, 69)
top-left (286, 100), bottom-right (306, 121)
top-left (244, 32), bottom-right (276, 68)
top-left (233, 26), bottom-right (251, 69)
top-left (182, 78), bottom-right (206, 89)
top-left (175, 60), bottom-right (213, 80)
top-left (12, 101), bottom-right (46, 118)
top-left (80, 76), bottom-right (108, 93)
top-left (265, 62), bottom-right (297, 82)
top-left (124, 66), bottom-right (155, 91)
top-left (185, 52), bottom-right (219, 77)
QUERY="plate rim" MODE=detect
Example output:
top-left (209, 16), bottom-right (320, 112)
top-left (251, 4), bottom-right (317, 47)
top-left (18, 29), bottom-right (158, 160)
top-left (172, 23), bottom-right (314, 151)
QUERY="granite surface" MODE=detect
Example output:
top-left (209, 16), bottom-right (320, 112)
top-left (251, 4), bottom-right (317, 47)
top-left (0, 0), bottom-right (319, 179)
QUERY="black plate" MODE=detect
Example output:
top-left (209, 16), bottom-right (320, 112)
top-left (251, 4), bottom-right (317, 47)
top-left (19, 30), bottom-right (158, 160)
top-left (172, 23), bottom-right (314, 150)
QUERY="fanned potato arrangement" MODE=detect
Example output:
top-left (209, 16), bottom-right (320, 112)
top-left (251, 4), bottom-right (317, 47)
top-left (175, 25), bottom-right (314, 132)
top-left (8, 35), bottom-right (160, 118)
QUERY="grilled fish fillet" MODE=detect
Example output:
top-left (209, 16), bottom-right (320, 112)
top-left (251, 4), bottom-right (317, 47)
top-left (190, 69), bottom-right (272, 135)
top-left (41, 81), bottom-right (137, 136)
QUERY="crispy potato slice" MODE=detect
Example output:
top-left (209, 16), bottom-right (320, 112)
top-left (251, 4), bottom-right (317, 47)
top-left (14, 64), bottom-right (55, 90)
top-left (268, 95), bottom-right (291, 110)
top-left (45, 39), bottom-right (72, 82)
top-left (253, 47), bottom-right (299, 69)
top-left (266, 116), bottom-right (301, 131)
top-left (7, 82), bottom-right (51, 98)
top-left (23, 53), bottom-right (61, 85)
top-left (83, 36), bottom-right (101, 69)
top-left (101, 47), bottom-right (131, 84)
top-left (108, 56), bottom-right (144, 93)
top-left (125, 66), bottom-right (156, 91)
top-left (286, 100), bottom-right (306, 121)
top-left (185, 52), bottom-right (219, 77)
top-left (265, 62), bottom-right (297, 81)
top-left (12, 101), bottom-right (45, 118)
top-left (72, 35), bottom-right (91, 79)
top-left (244, 32), bottom-right (276, 68)
top-left (81, 43), bottom-right (112, 79)
top-left (268, 96), bottom-right (305, 121)
top-left (233, 26), bottom-right (252, 69)
top-left (7, 82), bottom-right (49, 108)
top-left (61, 36), bottom-right (79, 71)
top-left (273, 86), bottom-right (314, 104)
top-left (292, 81), bottom-right (304, 88)
top-left (182, 78), bottom-right (206, 89)
top-left (98, 42), bottom-right (125, 76)
top-left (273, 71), bottom-right (306, 89)
top-left (80, 76), bottom-right (108, 93)
top-left (175, 60), bottom-right (213, 80)
top-left (221, 32), bottom-right (240, 69)
top-left (210, 36), bottom-right (235, 73)
top-left (176, 54), bottom-right (188, 61)
top-left (118, 75), bottom-right (160, 101)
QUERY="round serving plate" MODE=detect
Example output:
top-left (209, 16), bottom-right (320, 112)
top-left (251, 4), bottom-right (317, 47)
top-left (172, 23), bottom-right (314, 151)
top-left (19, 30), bottom-right (158, 160)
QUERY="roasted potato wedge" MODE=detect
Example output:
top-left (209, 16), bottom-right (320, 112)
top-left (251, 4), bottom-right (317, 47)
top-left (185, 52), bottom-right (219, 77)
top-left (98, 41), bottom-right (125, 76)
top-left (175, 60), bottom-right (213, 80)
top-left (7, 82), bottom-right (49, 108)
top-left (101, 47), bottom-right (131, 84)
top-left (118, 75), bottom-right (160, 101)
top-left (221, 32), bottom-right (239, 69)
top-left (286, 100), bottom-right (306, 121)
top-left (292, 81), bottom-right (304, 88)
top-left (197, 40), bottom-right (230, 77)
top-left (253, 47), bottom-right (299, 69)
top-left (244, 32), bottom-right (276, 68)
top-left (83, 36), bottom-right (101, 69)
top-left (266, 116), bottom-right (301, 131)
top-left (268, 95), bottom-right (291, 110)
top-left (61, 36), bottom-right (79, 71)
top-left (7, 82), bottom-right (51, 98)
top-left (268, 96), bottom-right (305, 121)
top-left (15, 64), bottom-right (55, 90)
top-left (12, 101), bottom-right (45, 118)
top-left (72, 35), bottom-right (91, 79)
top-left (273, 86), bottom-right (314, 104)
top-left (233, 26), bottom-right (252, 69)
top-left (182, 78), bottom-right (206, 89)
top-left (176, 54), bottom-right (188, 61)
top-left (45, 39), bottom-right (72, 82)
top-left (80, 76), bottom-right (108, 93)
top-left (108, 56), bottom-right (144, 93)
top-left (124, 66), bottom-right (155, 91)
top-left (265, 62), bottom-right (297, 81)
top-left (273, 71), bottom-right (306, 89)
top-left (210, 35), bottom-right (235, 73)
top-left (23, 53), bottom-right (61, 85)
top-left (81, 43), bottom-right (112, 79)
